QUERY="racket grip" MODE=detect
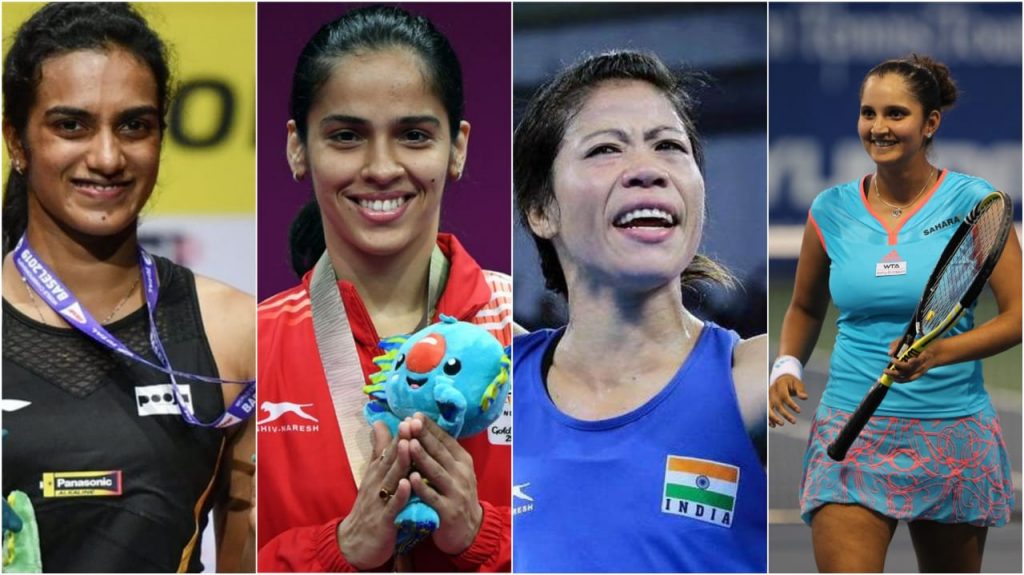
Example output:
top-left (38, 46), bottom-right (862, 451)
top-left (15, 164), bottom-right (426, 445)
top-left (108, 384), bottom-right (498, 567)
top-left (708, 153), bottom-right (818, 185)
top-left (826, 382), bottom-right (891, 461)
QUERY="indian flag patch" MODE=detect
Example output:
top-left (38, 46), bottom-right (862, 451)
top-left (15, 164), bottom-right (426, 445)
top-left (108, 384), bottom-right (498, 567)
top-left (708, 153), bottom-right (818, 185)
top-left (662, 456), bottom-right (738, 528)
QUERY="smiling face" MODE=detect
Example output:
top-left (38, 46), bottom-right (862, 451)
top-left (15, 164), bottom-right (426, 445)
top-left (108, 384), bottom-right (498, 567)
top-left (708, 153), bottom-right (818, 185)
top-left (858, 73), bottom-right (939, 167)
top-left (532, 80), bottom-right (704, 293)
top-left (292, 48), bottom-right (468, 261)
top-left (10, 48), bottom-right (162, 239)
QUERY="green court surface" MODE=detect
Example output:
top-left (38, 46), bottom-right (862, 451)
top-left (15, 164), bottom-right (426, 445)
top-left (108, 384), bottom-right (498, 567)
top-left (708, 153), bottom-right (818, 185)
top-left (768, 279), bottom-right (1022, 394)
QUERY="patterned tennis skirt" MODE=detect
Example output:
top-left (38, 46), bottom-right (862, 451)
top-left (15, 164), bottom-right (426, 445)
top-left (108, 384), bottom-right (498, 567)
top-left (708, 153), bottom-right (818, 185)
top-left (800, 402), bottom-right (1014, 526)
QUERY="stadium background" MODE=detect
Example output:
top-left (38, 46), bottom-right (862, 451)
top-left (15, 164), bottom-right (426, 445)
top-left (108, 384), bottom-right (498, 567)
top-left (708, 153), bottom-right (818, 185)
top-left (768, 3), bottom-right (1022, 572)
top-left (513, 2), bottom-right (768, 339)
top-left (2, 3), bottom-right (256, 572)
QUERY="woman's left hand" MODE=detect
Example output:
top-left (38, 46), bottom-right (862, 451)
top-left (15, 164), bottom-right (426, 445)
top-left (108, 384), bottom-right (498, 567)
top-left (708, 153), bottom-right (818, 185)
top-left (405, 414), bottom-right (483, 556)
top-left (884, 338), bottom-right (944, 382)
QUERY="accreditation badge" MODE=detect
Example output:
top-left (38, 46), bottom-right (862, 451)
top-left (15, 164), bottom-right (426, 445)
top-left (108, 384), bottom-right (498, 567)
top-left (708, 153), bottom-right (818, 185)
top-left (487, 391), bottom-right (511, 445)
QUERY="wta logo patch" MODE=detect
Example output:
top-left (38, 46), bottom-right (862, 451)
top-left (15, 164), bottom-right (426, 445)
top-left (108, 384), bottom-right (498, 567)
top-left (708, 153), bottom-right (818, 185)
top-left (662, 456), bottom-right (738, 528)
top-left (41, 471), bottom-right (122, 497)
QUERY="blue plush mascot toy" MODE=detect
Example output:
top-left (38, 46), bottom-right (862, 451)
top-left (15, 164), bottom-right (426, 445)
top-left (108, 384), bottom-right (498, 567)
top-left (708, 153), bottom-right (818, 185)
top-left (363, 315), bottom-right (510, 553)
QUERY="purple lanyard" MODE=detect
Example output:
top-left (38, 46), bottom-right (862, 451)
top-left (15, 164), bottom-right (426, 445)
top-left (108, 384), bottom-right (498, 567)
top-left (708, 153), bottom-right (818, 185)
top-left (13, 235), bottom-right (255, 428)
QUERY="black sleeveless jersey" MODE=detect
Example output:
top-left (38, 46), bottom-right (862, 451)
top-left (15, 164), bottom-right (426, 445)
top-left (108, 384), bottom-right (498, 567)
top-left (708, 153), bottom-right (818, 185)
top-left (3, 257), bottom-right (227, 573)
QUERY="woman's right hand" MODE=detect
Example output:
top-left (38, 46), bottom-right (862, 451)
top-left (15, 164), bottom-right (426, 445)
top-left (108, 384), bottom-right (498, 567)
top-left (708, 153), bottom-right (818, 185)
top-left (768, 374), bottom-right (809, 428)
top-left (336, 421), bottom-right (412, 570)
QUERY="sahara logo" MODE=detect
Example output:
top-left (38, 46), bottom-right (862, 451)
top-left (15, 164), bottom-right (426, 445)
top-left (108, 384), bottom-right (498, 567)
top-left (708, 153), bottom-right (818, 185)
top-left (922, 215), bottom-right (961, 236)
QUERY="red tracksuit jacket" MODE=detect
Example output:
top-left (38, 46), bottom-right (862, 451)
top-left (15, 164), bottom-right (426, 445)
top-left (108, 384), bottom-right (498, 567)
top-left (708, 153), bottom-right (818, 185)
top-left (257, 235), bottom-right (511, 572)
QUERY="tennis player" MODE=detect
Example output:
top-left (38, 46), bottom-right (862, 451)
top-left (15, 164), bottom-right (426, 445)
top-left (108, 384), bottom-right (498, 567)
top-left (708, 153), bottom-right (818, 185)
top-left (769, 54), bottom-right (1022, 572)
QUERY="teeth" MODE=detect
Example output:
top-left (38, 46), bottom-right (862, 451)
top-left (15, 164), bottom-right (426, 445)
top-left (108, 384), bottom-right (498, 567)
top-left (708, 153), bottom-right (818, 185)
top-left (359, 197), bottom-right (407, 212)
top-left (873, 140), bottom-right (896, 147)
top-left (79, 183), bottom-right (124, 190)
top-left (615, 207), bottom-right (675, 227)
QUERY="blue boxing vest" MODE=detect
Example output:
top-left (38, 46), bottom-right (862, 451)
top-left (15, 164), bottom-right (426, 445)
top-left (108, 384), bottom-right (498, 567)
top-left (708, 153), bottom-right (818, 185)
top-left (512, 323), bottom-right (766, 573)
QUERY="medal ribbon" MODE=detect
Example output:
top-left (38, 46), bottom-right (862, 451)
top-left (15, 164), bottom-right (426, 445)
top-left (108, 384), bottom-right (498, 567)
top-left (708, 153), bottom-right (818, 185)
top-left (13, 235), bottom-right (255, 428)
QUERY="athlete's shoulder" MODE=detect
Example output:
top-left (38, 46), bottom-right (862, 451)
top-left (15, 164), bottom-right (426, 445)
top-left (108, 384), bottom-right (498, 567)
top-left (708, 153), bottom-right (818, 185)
top-left (811, 176), bottom-right (863, 215)
top-left (470, 269), bottom-right (513, 345)
top-left (731, 333), bottom-right (767, 432)
top-left (940, 170), bottom-right (996, 202)
top-left (480, 269), bottom-right (512, 316)
top-left (513, 328), bottom-right (560, 363)
top-left (195, 274), bottom-right (256, 312)
top-left (194, 275), bottom-right (256, 384)
top-left (482, 269), bottom-right (512, 290)
top-left (258, 284), bottom-right (311, 325)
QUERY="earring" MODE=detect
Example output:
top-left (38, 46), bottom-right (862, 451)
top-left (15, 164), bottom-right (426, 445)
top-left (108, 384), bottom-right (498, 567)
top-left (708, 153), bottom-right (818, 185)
top-left (12, 161), bottom-right (23, 175)
top-left (292, 171), bottom-right (304, 183)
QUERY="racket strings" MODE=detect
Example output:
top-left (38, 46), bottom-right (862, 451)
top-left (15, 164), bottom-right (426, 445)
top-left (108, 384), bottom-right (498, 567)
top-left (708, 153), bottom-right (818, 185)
top-left (918, 197), bottom-right (1008, 335)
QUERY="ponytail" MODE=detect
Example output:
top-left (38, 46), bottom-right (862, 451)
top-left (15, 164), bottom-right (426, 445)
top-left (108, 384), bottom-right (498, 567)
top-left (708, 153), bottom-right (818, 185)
top-left (288, 198), bottom-right (325, 278)
top-left (3, 173), bottom-right (28, 254)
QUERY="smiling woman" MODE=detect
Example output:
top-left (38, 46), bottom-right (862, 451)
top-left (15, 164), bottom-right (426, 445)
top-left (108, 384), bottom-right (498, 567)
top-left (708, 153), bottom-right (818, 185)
top-left (769, 54), bottom-right (1022, 572)
top-left (1, 3), bottom-right (256, 573)
top-left (14, 48), bottom-right (161, 238)
top-left (256, 4), bottom-right (511, 573)
top-left (289, 46), bottom-right (468, 273)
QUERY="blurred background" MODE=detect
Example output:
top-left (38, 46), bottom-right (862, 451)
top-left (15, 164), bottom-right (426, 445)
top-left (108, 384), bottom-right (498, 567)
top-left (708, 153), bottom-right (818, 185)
top-left (2, 3), bottom-right (255, 571)
top-left (768, 3), bottom-right (1022, 572)
top-left (513, 2), bottom-right (767, 339)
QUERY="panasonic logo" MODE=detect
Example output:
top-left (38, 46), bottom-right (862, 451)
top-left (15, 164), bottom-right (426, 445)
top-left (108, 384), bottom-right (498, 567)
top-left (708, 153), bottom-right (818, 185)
top-left (56, 477), bottom-right (113, 488)
top-left (42, 470), bottom-right (122, 497)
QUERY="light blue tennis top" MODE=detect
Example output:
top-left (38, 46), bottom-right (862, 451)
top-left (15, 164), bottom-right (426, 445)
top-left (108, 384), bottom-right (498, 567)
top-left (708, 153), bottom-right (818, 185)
top-left (811, 169), bottom-right (995, 418)
top-left (512, 323), bottom-right (767, 573)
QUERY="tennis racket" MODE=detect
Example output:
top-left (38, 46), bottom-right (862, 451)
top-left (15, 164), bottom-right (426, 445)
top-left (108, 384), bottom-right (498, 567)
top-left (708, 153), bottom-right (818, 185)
top-left (827, 190), bottom-right (1014, 461)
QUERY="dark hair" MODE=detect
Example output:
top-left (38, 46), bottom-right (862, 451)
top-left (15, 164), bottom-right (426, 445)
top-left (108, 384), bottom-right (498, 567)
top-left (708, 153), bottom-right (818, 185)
top-left (2, 2), bottom-right (172, 254)
top-left (514, 50), bottom-right (732, 296)
top-left (287, 6), bottom-right (465, 277)
top-left (289, 197), bottom-right (326, 279)
top-left (289, 5), bottom-right (463, 143)
top-left (861, 54), bottom-right (958, 147)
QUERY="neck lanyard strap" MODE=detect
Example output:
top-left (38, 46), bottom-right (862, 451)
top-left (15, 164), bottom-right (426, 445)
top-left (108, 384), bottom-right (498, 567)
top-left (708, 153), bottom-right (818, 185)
top-left (13, 235), bottom-right (255, 428)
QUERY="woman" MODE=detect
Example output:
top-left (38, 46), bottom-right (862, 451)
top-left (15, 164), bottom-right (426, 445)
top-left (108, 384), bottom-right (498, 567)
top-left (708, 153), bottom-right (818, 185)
top-left (769, 55), bottom-right (1022, 572)
top-left (512, 51), bottom-right (767, 573)
top-left (256, 6), bottom-right (511, 572)
top-left (1, 3), bottom-right (255, 572)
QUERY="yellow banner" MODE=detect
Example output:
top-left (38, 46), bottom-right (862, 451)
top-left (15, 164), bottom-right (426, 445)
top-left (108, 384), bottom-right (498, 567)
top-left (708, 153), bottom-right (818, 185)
top-left (2, 3), bottom-right (255, 214)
